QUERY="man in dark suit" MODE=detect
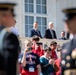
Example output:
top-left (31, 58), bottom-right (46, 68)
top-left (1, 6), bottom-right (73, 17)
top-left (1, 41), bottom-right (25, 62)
top-left (59, 31), bottom-right (66, 40)
top-left (29, 22), bottom-right (42, 38)
top-left (61, 8), bottom-right (76, 75)
top-left (0, 2), bottom-right (20, 75)
top-left (44, 22), bottom-right (57, 39)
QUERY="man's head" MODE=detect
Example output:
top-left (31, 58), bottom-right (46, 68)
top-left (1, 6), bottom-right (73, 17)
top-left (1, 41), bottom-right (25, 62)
top-left (33, 22), bottom-right (38, 29)
top-left (50, 41), bottom-right (57, 50)
top-left (32, 35), bottom-right (40, 43)
top-left (63, 8), bottom-right (76, 34)
top-left (0, 3), bottom-right (16, 27)
top-left (61, 31), bottom-right (65, 37)
top-left (48, 22), bottom-right (53, 29)
top-left (44, 47), bottom-right (51, 57)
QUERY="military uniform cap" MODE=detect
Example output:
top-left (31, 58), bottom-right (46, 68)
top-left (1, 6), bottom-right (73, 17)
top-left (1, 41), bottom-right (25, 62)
top-left (0, 2), bottom-right (16, 16)
top-left (0, 2), bottom-right (16, 10)
top-left (62, 8), bottom-right (76, 21)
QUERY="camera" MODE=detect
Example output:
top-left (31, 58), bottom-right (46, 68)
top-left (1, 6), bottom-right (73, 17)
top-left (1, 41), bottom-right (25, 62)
top-left (28, 47), bottom-right (33, 50)
top-left (36, 42), bottom-right (43, 46)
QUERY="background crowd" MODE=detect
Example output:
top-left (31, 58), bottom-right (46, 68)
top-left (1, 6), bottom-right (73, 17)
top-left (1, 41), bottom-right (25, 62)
top-left (18, 36), bottom-right (62, 75)
top-left (11, 21), bottom-right (70, 75)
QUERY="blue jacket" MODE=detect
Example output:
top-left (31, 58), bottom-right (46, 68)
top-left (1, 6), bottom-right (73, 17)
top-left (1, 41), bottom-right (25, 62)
top-left (40, 56), bottom-right (55, 75)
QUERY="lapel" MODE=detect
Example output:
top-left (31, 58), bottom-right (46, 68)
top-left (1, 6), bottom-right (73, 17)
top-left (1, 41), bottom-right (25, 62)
top-left (33, 29), bottom-right (39, 35)
top-left (48, 29), bottom-right (53, 38)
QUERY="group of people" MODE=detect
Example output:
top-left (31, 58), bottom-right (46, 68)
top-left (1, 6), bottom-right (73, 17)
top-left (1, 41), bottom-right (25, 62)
top-left (0, 1), bottom-right (76, 75)
top-left (29, 22), bottom-right (67, 40)
top-left (19, 36), bottom-right (61, 75)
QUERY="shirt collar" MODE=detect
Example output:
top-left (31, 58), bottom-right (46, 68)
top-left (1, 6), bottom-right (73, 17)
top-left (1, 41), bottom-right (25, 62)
top-left (33, 28), bottom-right (37, 31)
top-left (49, 29), bottom-right (53, 31)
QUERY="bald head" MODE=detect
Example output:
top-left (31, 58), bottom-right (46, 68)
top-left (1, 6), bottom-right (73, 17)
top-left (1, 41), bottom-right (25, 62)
top-left (48, 22), bottom-right (53, 29)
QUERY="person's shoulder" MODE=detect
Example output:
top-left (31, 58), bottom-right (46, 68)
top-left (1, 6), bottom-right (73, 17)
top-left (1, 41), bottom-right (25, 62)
top-left (62, 41), bottom-right (70, 49)
top-left (6, 32), bottom-right (18, 39)
top-left (40, 56), bottom-right (46, 62)
top-left (4, 32), bottom-right (19, 45)
top-left (46, 29), bottom-right (49, 31)
top-left (38, 29), bottom-right (40, 32)
top-left (52, 29), bottom-right (55, 32)
top-left (40, 55), bottom-right (45, 59)
top-left (30, 29), bottom-right (34, 31)
top-left (32, 52), bottom-right (39, 57)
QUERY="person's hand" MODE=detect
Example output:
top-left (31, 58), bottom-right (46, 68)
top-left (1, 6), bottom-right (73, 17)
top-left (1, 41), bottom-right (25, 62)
top-left (49, 59), bottom-right (55, 65)
top-left (24, 47), bottom-right (30, 54)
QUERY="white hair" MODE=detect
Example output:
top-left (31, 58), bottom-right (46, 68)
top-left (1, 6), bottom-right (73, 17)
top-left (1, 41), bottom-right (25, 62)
top-left (48, 22), bottom-right (53, 26)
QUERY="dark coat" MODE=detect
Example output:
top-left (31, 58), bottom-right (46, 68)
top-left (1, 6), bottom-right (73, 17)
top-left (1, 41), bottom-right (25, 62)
top-left (29, 29), bottom-right (42, 38)
top-left (59, 37), bottom-right (66, 40)
top-left (0, 26), bottom-right (20, 75)
top-left (61, 39), bottom-right (76, 75)
top-left (44, 29), bottom-right (57, 39)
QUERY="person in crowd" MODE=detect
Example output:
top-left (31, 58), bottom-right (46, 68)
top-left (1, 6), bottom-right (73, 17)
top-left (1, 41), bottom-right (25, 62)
top-left (59, 31), bottom-right (66, 40)
top-left (32, 35), bottom-right (40, 51)
top-left (20, 40), bottom-right (41, 75)
top-left (33, 42), bottom-right (44, 57)
top-left (50, 41), bottom-right (58, 59)
top-left (55, 47), bottom-right (61, 75)
top-left (44, 22), bottom-right (57, 39)
top-left (40, 47), bottom-right (55, 75)
top-left (29, 22), bottom-right (42, 38)
top-left (31, 36), bottom-right (44, 56)
top-left (11, 20), bottom-right (19, 37)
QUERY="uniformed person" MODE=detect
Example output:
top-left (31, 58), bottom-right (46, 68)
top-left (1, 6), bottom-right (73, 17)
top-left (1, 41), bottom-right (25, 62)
top-left (0, 2), bottom-right (20, 75)
top-left (61, 8), bottom-right (76, 75)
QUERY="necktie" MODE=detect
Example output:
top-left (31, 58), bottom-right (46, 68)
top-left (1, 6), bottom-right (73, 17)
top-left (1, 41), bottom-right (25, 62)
top-left (36, 30), bottom-right (39, 35)
top-left (50, 30), bottom-right (54, 39)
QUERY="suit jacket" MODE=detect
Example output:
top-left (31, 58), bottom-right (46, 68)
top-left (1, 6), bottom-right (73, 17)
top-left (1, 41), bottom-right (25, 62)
top-left (44, 29), bottom-right (57, 39)
top-left (29, 29), bottom-right (42, 38)
top-left (59, 37), bottom-right (66, 40)
top-left (0, 26), bottom-right (20, 75)
top-left (61, 39), bottom-right (76, 75)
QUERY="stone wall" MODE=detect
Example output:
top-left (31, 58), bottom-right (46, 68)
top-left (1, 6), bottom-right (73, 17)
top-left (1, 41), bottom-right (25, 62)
top-left (19, 37), bottom-right (69, 51)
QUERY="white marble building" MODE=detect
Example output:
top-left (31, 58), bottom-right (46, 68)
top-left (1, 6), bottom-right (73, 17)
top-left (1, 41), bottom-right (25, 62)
top-left (0, 0), bottom-right (76, 38)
